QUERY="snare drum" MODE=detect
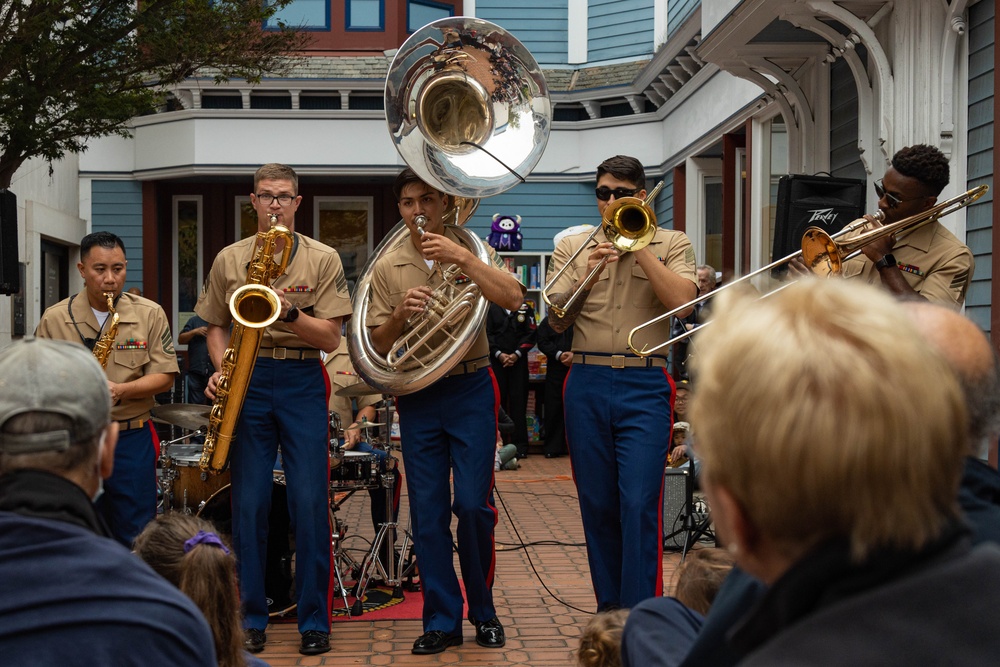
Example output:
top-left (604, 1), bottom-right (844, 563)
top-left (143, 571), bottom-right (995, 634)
top-left (167, 453), bottom-right (231, 513)
top-left (330, 450), bottom-right (379, 489)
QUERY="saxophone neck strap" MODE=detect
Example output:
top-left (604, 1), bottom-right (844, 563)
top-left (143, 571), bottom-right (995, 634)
top-left (67, 294), bottom-right (98, 351)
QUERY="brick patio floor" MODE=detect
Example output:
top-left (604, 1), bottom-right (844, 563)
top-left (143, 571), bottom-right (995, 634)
top-left (256, 451), bottom-right (692, 666)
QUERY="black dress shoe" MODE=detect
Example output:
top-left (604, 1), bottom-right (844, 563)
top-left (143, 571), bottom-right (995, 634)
top-left (244, 628), bottom-right (266, 653)
top-left (470, 616), bottom-right (506, 648)
top-left (412, 630), bottom-right (463, 654)
top-left (299, 630), bottom-right (331, 655)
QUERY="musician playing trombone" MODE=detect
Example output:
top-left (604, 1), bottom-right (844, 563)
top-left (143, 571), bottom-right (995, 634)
top-left (546, 155), bottom-right (698, 611)
top-left (791, 144), bottom-right (974, 308)
top-left (366, 168), bottom-right (524, 655)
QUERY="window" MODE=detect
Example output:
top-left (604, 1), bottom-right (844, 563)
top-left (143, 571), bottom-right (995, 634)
top-left (408, 0), bottom-right (452, 32)
top-left (173, 196), bottom-right (203, 343)
top-left (266, 0), bottom-right (329, 30)
top-left (314, 197), bottom-right (374, 294)
top-left (347, 0), bottom-right (383, 30)
top-left (236, 196), bottom-right (257, 240)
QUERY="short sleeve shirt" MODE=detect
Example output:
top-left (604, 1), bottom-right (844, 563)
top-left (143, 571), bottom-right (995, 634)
top-left (324, 343), bottom-right (380, 428)
top-left (546, 227), bottom-right (697, 354)
top-left (195, 233), bottom-right (353, 349)
top-left (366, 227), bottom-right (514, 364)
top-left (841, 220), bottom-right (974, 309)
top-left (36, 291), bottom-right (179, 421)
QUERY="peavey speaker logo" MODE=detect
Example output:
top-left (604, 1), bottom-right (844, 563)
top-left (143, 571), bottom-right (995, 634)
top-left (806, 208), bottom-right (839, 225)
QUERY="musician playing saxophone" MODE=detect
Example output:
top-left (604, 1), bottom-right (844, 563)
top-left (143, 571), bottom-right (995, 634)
top-left (36, 231), bottom-right (178, 546)
top-left (366, 168), bottom-right (524, 656)
top-left (196, 163), bottom-right (351, 657)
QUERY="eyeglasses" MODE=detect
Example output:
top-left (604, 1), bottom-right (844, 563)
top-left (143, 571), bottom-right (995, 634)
top-left (874, 179), bottom-right (924, 209)
top-left (256, 193), bottom-right (296, 206)
top-left (595, 186), bottom-right (639, 201)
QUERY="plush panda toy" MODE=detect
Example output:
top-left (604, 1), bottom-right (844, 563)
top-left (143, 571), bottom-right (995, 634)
top-left (487, 213), bottom-right (523, 252)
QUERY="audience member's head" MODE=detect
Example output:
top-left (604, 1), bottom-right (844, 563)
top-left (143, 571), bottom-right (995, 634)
top-left (0, 337), bottom-right (117, 497)
top-left (133, 512), bottom-right (245, 667)
top-left (576, 609), bottom-right (630, 667)
top-left (674, 548), bottom-right (736, 615)
top-left (696, 265), bottom-right (717, 296)
top-left (903, 301), bottom-right (1000, 460)
top-left (672, 422), bottom-right (691, 448)
top-left (691, 280), bottom-right (966, 580)
top-left (674, 380), bottom-right (691, 421)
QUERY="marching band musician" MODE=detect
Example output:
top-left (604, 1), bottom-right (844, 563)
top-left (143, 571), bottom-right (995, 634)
top-left (546, 155), bottom-right (698, 611)
top-left (197, 163), bottom-right (352, 657)
top-left (366, 168), bottom-right (524, 655)
top-left (324, 337), bottom-right (402, 571)
top-left (791, 144), bottom-right (974, 308)
top-left (36, 231), bottom-right (178, 547)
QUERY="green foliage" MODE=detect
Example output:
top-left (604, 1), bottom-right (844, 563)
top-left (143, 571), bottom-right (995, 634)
top-left (0, 0), bottom-right (307, 188)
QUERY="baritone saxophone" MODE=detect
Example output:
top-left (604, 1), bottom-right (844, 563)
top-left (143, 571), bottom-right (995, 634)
top-left (92, 292), bottom-right (119, 369)
top-left (200, 216), bottom-right (293, 474)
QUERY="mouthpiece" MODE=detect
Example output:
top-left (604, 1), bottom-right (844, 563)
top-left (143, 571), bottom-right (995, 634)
top-left (268, 214), bottom-right (278, 226)
top-left (414, 215), bottom-right (429, 233)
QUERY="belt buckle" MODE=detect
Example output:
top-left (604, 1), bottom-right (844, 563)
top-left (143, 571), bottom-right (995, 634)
top-left (611, 355), bottom-right (626, 369)
top-left (272, 347), bottom-right (287, 360)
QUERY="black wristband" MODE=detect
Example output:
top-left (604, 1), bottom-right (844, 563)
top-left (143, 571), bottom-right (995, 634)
top-left (281, 306), bottom-right (300, 323)
top-left (874, 254), bottom-right (896, 271)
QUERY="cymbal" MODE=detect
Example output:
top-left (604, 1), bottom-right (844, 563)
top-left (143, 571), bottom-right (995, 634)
top-left (151, 404), bottom-right (211, 431)
top-left (347, 420), bottom-right (385, 429)
top-left (335, 382), bottom-right (382, 398)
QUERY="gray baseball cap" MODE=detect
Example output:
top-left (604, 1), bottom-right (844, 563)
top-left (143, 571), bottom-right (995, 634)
top-left (0, 336), bottom-right (111, 454)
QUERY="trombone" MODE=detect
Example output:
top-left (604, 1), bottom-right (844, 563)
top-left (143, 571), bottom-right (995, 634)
top-left (627, 183), bottom-right (989, 357)
top-left (543, 181), bottom-right (664, 318)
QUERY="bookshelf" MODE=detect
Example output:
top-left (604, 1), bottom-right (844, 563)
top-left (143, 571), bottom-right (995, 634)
top-left (497, 251), bottom-right (549, 321)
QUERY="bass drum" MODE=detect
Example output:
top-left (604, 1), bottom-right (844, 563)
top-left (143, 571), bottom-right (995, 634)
top-left (198, 475), bottom-right (323, 618)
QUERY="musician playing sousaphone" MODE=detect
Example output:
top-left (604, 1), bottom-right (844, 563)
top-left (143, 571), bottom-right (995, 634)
top-left (195, 163), bottom-right (351, 657)
top-left (366, 168), bottom-right (524, 655)
top-left (36, 231), bottom-right (178, 546)
top-left (791, 144), bottom-right (974, 309)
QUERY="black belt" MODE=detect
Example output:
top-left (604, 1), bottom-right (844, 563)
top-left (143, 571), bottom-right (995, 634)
top-left (574, 353), bottom-right (668, 369)
top-left (117, 417), bottom-right (148, 431)
top-left (445, 356), bottom-right (491, 377)
top-left (258, 347), bottom-right (323, 360)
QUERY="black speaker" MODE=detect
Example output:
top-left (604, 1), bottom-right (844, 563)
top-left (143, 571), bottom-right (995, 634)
top-left (663, 465), bottom-right (692, 549)
top-left (772, 175), bottom-right (866, 270)
top-left (0, 190), bottom-right (19, 295)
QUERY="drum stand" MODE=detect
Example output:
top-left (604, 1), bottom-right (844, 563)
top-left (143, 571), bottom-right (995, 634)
top-left (157, 428), bottom-right (205, 513)
top-left (349, 456), bottom-right (419, 616)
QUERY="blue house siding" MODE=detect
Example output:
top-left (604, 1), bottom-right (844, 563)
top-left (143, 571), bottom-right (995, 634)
top-left (475, 0), bottom-right (569, 66)
top-left (92, 180), bottom-right (144, 288)
top-left (966, 0), bottom-right (993, 334)
top-left (464, 181), bottom-right (597, 252)
top-left (654, 171), bottom-right (675, 229)
top-left (588, 0), bottom-right (654, 63)
top-left (667, 0), bottom-right (699, 40)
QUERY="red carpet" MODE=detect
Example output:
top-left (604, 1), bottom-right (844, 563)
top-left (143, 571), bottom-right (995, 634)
top-left (331, 584), bottom-right (423, 622)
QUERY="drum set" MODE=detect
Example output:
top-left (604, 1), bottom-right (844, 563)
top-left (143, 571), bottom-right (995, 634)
top-left (150, 382), bottom-right (416, 618)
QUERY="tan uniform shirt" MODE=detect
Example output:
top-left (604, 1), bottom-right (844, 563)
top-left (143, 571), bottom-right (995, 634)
top-left (366, 227), bottom-right (516, 365)
top-left (841, 219), bottom-right (974, 309)
top-left (547, 227), bottom-right (697, 354)
top-left (195, 233), bottom-right (353, 350)
top-left (36, 290), bottom-right (179, 421)
top-left (324, 342), bottom-right (379, 428)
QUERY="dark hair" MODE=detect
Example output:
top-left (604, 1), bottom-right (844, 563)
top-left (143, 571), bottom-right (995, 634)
top-left (674, 547), bottom-right (735, 615)
top-left (596, 156), bottom-right (645, 189)
top-left (891, 144), bottom-right (950, 196)
top-left (0, 412), bottom-right (99, 474)
top-left (80, 231), bottom-right (126, 260)
top-left (392, 167), bottom-right (448, 204)
top-left (133, 513), bottom-right (245, 667)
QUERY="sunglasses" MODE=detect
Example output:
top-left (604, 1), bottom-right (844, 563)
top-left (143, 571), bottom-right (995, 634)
top-left (595, 186), bottom-right (639, 201)
top-left (874, 179), bottom-right (924, 209)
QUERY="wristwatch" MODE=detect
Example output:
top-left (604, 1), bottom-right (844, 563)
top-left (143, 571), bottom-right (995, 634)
top-left (281, 306), bottom-right (300, 323)
top-left (874, 254), bottom-right (896, 271)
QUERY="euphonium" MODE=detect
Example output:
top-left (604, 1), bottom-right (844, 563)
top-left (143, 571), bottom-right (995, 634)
top-left (92, 292), bottom-right (119, 369)
top-left (200, 216), bottom-right (293, 474)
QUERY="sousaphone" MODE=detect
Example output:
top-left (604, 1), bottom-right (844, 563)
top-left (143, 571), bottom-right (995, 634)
top-left (348, 17), bottom-right (551, 395)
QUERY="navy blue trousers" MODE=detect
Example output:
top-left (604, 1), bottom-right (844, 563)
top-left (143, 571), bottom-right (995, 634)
top-left (396, 368), bottom-right (500, 634)
top-left (564, 364), bottom-right (673, 610)
top-left (97, 421), bottom-right (158, 546)
top-left (231, 357), bottom-right (332, 634)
